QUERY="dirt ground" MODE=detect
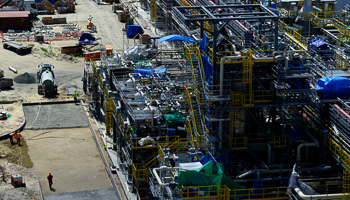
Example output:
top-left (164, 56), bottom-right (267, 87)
top-left (23, 128), bottom-right (112, 195)
top-left (0, 162), bottom-right (40, 200)
top-left (0, 0), bottom-right (142, 199)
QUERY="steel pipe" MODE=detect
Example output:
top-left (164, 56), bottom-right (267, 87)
top-left (294, 188), bottom-right (349, 200)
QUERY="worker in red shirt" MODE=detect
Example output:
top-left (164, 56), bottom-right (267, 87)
top-left (47, 172), bottom-right (53, 190)
top-left (16, 131), bottom-right (21, 146)
top-left (9, 132), bottom-right (15, 145)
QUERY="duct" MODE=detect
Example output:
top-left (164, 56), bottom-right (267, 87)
top-left (152, 166), bottom-right (180, 187)
top-left (300, 0), bottom-right (314, 13)
top-left (273, 50), bottom-right (308, 56)
top-left (219, 55), bottom-right (242, 149)
top-left (297, 132), bottom-right (319, 162)
top-left (252, 56), bottom-right (274, 61)
top-left (294, 188), bottom-right (349, 200)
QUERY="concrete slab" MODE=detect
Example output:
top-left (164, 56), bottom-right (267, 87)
top-left (24, 128), bottom-right (113, 195)
top-left (23, 102), bottom-right (88, 129)
top-left (44, 188), bottom-right (119, 200)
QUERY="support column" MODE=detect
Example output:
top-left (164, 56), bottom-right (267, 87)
top-left (274, 18), bottom-right (279, 51)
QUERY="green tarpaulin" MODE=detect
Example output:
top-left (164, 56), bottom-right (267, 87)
top-left (165, 112), bottom-right (186, 127)
top-left (178, 160), bottom-right (243, 190)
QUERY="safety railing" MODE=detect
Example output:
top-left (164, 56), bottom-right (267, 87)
top-left (180, 185), bottom-right (288, 199)
top-left (242, 50), bottom-right (253, 106)
top-left (117, 113), bottom-right (125, 132)
top-left (253, 90), bottom-right (273, 103)
top-left (109, 97), bottom-right (117, 115)
top-left (334, 51), bottom-right (348, 69)
top-left (252, 50), bottom-right (275, 58)
top-left (333, 18), bottom-right (350, 38)
top-left (273, 135), bottom-right (289, 148)
top-left (227, 186), bottom-right (288, 199)
top-left (230, 137), bottom-right (248, 150)
top-left (196, 48), bottom-right (207, 105)
top-left (184, 86), bottom-right (201, 147)
top-left (129, 135), bottom-right (179, 149)
top-left (143, 152), bottom-right (158, 168)
top-left (133, 163), bottom-right (149, 181)
top-left (343, 169), bottom-right (350, 195)
top-left (186, 118), bottom-right (195, 148)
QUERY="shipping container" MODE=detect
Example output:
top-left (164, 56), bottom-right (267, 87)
top-left (0, 11), bottom-right (30, 30)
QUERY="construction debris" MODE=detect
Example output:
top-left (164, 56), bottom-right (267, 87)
top-left (13, 73), bottom-right (36, 84)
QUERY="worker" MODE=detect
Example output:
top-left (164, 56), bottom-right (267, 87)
top-left (16, 131), bottom-right (21, 146)
top-left (47, 172), bottom-right (53, 190)
top-left (9, 132), bottom-right (15, 145)
top-left (74, 91), bottom-right (78, 105)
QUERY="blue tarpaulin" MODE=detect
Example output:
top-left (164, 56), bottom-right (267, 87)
top-left (201, 54), bottom-right (212, 83)
top-left (199, 154), bottom-right (226, 165)
top-left (35, 0), bottom-right (55, 4)
top-left (134, 68), bottom-right (167, 78)
top-left (78, 33), bottom-right (97, 45)
top-left (126, 25), bottom-right (144, 39)
top-left (198, 34), bottom-right (208, 54)
top-left (316, 76), bottom-right (350, 99)
top-left (159, 35), bottom-right (196, 44)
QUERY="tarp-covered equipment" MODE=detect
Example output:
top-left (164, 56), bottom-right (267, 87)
top-left (165, 111), bottom-right (186, 127)
top-left (78, 33), bottom-right (97, 45)
top-left (159, 35), bottom-right (196, 44)
top-left (127, 25), bottom-right (144, 39)
top-left (316, 76), bottom-right (350, 99)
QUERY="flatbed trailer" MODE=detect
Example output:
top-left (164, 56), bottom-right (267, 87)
top-left (3, 40), bottom-right (33, 54)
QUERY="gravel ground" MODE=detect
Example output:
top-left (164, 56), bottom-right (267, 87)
top-left (23, 103), bottom-right (88, 130)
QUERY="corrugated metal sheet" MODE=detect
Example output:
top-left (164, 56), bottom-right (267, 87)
top-left (0, 11), bottom-right (30, 18)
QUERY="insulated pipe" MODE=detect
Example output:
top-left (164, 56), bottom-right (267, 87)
top-left (219, 55), bottom-right (242, 149)
top-left (297, 132), bottom-right (319, 162)
top-left (294, 188), bottom-right (349, 200)
top-left (219, 55), bottom-right (242, 97)
top-left (8, 66), bottom-right (17, 74)
top-left (152, 167), bottom-right (180, 187)
top-left (267, 141), bottom-right (273, 165)
top-left (252, 56), bottom-right (274, 61)
top-left (268, 140), bottom-right (306, 164)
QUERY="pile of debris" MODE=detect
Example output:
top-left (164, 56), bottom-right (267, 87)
top-left (13, 72), bottom-right (36, 84)
top-left (36, 0), bottom-right (55, 14)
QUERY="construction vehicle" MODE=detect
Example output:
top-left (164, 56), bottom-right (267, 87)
top-left (3, 40), bottom-right (33, 54)
top-left (37, 64), bottom-right (58, 97)
top-left (0, 69), bottom-right (13, 90)
top-left (87, 14), bottom-right (97, 32)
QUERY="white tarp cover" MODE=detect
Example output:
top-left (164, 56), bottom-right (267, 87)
top-left (179, 162), bottom-right (203, 171)
top-left (122, 45), bottom-right (142, 60)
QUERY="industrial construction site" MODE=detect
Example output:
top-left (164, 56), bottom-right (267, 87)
top-left (2, 0), bottom-right (350, 200)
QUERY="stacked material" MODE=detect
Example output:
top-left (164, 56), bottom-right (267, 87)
top-left (54, 0), bottom-right (74, 13)
top-left (36, 0), bottom-right (55, 14)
